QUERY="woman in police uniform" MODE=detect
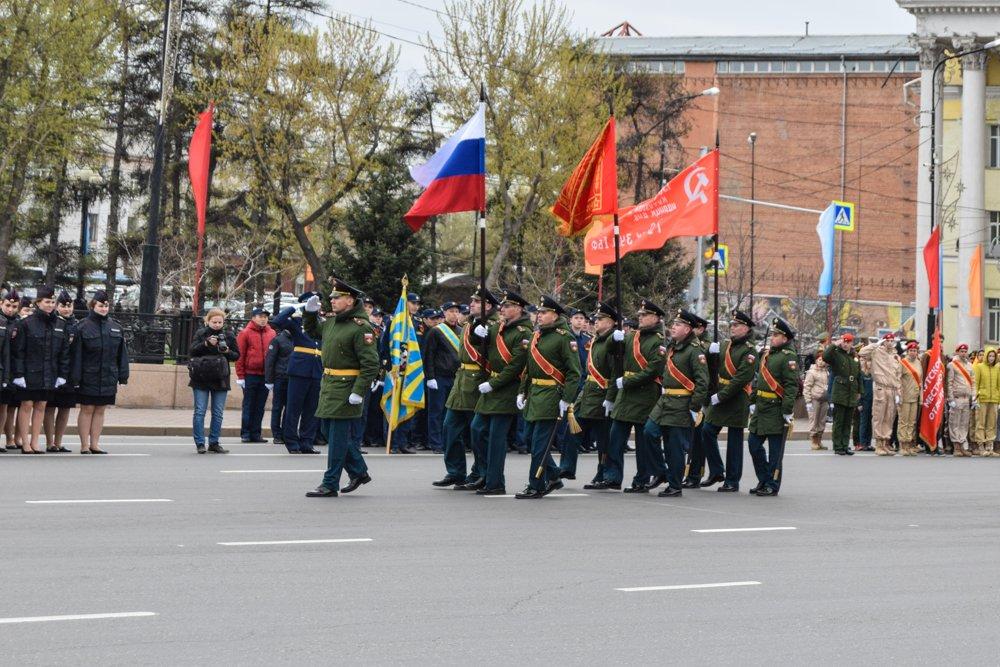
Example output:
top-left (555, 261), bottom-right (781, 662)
top-left (10, 286), bottom-right (71, 454)
top-left (72, 291), bottom-right (130, 454)
top-left (43, 290), bottom-right (78, 452)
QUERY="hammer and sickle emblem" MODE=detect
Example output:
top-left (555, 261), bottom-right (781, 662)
top-left (684, 166), bottom-right (710, 205)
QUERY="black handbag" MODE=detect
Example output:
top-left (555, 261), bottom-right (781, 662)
top-left (188, 355), bottom-right (229, 383)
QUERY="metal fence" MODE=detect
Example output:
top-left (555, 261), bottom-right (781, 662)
top-left (106, 311), bottom-right (251, 364)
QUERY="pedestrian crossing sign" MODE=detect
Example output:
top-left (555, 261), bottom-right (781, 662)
top-left (832, 200), bottom-right (855, 232)
top-left (706, 243), bottom-right (728, 276)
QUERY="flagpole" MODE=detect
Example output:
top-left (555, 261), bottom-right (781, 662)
top-left (608, 102), bottom-right (624, 344)
top-left (713, 132), bottom-right (720, 343)
top-left (192, 234), bottom-right (205, 316)
top-left (478, 84), bottom-right (489, 367)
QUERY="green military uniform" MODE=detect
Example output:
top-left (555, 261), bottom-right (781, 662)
top-left (516, 298), bottom-right (582, 497)
top-left (747, 318), bottom-right (800, 495)
top-left (703, 310), bottom-right (757, 491)
top-left (822, 340), bottom-right (862, 453)
top-left (609, 299), bottom-right (667, 490)
top-left (646, 312), bottom-right (710, 495)
top-left (302, 279), bottom-right (379, 496)
top-left (473, 289), bottom-right (532, 493)
top-left (439, 290), bottom-right (500, 488)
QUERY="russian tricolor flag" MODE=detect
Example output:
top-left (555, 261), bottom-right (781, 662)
top-left (404, 103), bottom-right (486, 232)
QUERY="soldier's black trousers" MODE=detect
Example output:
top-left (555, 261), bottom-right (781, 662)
top-left (525, 419), bottom-right (560, 492)
top-left (442, 408), bottom-right (476, 481)
top-left (686, 422), bottom-right (725, 480)
top-left (559, 417), bottom-right (608, 481)
top-left (703, 421), bottom-right (741, 487)
top-left (747, 431), bottom-right (784, 492)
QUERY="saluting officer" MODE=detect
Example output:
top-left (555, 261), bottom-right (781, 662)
top-left (270, 295), bottom-right (322, 454)
top-left (747, 317), bottom-right (799, 497)
top-left (514, 296), bottom-right (581, 499)
top-left (822, 333), bottom-right (862, 456)
top-left (303, 279), bottom-right (379, 497)
top-left (608, 299), bottom-right (667, 493)
top-left (436, 288), bottom-right (498, 489)
top-left (470, 289), bottom-right (532, 495)
top-left (703, 310), bottom-right (757, 492)
top-left (645, 309), bottom-right (710, 497)
top-left (565, 302), bottom-right (619, 486)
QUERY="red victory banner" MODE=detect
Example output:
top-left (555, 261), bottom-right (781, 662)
top-left (919, 329), bottom-right (945, 451)
top-left (585, 150), bottom-right (718, 266)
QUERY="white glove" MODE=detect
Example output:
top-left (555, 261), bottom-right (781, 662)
top-left (474, 324), bottom-right (489, 337)
top-left (971, 400), bottom-right (979, 409)
top-left (516, 394), bottom-right (526, 410)
top-left (612, 329), bottom-right (625, 342)
top-left (710, 393), bottom-right (720, 406)
top-left (616, 377), bottom-right (624, 390)
top-left (894, 395), bottom-right (901, 405)
top-left (559, 400), bottom-right (569, 417)
top-left (689, 410), bottom-right (699, 422)
top-left (749, 404), bottom-right (756, 415)
top-left (236, 379), bottom-right (246, 389)
top-left (478, 381), bottom-right (493, 394)
top-left (54, 377), bottom-right (66, 388)
top-left (602, 400), bottom-right (614, 416)
top-left (12, 377), bottom-right (25, 388)
top-left (783, 413), bottom-right (794, 424)
top-left (373, 380), bottom-right (384, 390)
top-left (709, 342), bottom-right (720, 354)
top-left (427, 379), bottom-right (438, 390)
top-left (348, 393), bottom-right (363, 405)
top-left (948, 400), bottom-right (956, 409)
top-left (304, 295), bottom-right (321, 312)
top-left (265, 383), bottom-right (274, 391)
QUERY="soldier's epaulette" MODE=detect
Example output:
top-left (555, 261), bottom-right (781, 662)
top-left (517, 325), bottom-right (531, 333)
top-left (556, 327), bottom-right (569, 336)
top-left (656, 332), bottom-right (665, 339)
top-left (352, 317), bottom-right (369, 327)
top-left (780, 348), bottom-right (795, 355)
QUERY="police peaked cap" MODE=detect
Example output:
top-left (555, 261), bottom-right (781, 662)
top-left (328, 278), bottom-right (362, 299)
top-left (441, 301), bottom-right (460, 312)
top-left (536, 295), bottom-right (566, 316)
top-left (637, 299), bottom-right (665, 317)
top-left (470, 288), bottom-right (499, 307)
top-left (772, 317), bottom-right (795, 340)
top-left (593, 301), bottom-right (620, 321)
top-left (92, 290), bottom-right (109, 304)
top-left (57, 290), bottom-right (73, 305)
top-left (731, 309), bottom-right (754, 328)
top-left (501, 289), bottom-right (529, 308)
top-left (36, 286), bottom-right (55, 300)
top-left (407, 292), bottom-right (422, 304)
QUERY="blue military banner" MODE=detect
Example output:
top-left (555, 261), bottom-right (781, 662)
top-left (381, 280), bottom-right (425, 437)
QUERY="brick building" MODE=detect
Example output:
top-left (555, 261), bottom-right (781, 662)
top-left (601, 34), bottom-right (921, 343)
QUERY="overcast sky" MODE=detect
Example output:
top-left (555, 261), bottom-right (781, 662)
top-left (318, 0), bottom-right (916, 80)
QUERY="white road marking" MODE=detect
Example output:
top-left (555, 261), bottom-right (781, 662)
top-left (221, 469), bottom-right (324, 474)
top-left (692, 527), bottom-right (797, 533)
top-left (484, 493), bottom-right (589, 498)
top-left (617, 581), bottom-right (761, 592)
top-left (0, 612), bottom-right (156, 625)
top-left (25, 499), bottom-right (173, 505)
top-left (217, 538), bottom-right (372, 546)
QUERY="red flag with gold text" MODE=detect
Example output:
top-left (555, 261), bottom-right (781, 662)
top-left (552, 118), bottom-right (618, 238)
top-left (919, 329), bottom-right (944, 451)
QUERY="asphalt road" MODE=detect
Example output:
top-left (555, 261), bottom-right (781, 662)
top-left (2, 436), bottom-right (998, 665)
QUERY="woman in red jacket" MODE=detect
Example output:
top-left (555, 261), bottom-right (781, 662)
top-left (235, 307), bottom-right (275, 443)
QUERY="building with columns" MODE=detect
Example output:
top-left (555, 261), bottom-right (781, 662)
top-left (898, 0), bottom-right (1000, 348)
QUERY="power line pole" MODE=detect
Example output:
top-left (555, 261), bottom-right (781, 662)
top-left (138, 0), bottom-right (185, 315)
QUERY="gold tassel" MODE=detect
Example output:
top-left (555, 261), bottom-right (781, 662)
top-left (566, 405), bottom-right (583, 434)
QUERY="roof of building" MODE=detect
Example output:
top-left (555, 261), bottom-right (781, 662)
top-left (599, 34), bottom-right (918, 59)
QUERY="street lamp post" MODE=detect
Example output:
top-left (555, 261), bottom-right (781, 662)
top-left (748, 131), bottom-right (757, 309)
top-left (927, 37), bottom-right (1000, 346)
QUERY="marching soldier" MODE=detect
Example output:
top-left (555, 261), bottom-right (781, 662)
top-left (681, 314), bottom-right (719, 488)
top-left (566, 302), bottom-right (618, 487)
top-left (303, 279), bottom-right (379, 497)
top-left (747, 317), bottom-right (799, 497)
top-left (822, 333), bottom-right (862, 456)
top-left (514, 296), bottom-right (581, 499)
top-left (644, 309), bottom-right (709, 498)
top-left (947, 343), bottom-right (974, 457)
top-left (703, 310), bottom-right (756, 492)
top-left (469, 289), bottom-right (532, 495)
top-left (608, 299), bottom-right (666, 493)
top-left (435, 288), bottom-right (498, 489)
top-left (270, 296), bottom-right (322, 454)
top-left (859, 333), bottom-right (901, 456)
top-left (424, 302), bottom-right (462, 454)
top-left (897, 341), bottom-right (923, 456)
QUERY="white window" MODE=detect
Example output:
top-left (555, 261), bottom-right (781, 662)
top-left (717, 61), bottom-right (729, 73)
top-left (989, 298), bottom-right (1000, 344)
top-left (989, 211), bottom-right (1000, 258)
top-left (87, 212), bottom-right (99, 244)
top-left (990, 125), bottom-right (1000, 168)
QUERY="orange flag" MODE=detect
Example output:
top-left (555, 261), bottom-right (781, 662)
top-left (919, 329), bottom-right (945, 451)
top-left (552, 118), bottom-right (618, 238)
top-left (968, 244), bottom-right (982, 317)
